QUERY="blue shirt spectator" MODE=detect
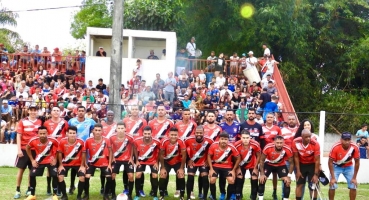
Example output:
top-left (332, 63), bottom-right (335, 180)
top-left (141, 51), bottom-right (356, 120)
top-left (262, 96), bottom-right (279, 120)
top-left (1, 100), bottom-right (13, 116)
top-left (181, 95), bottom-right (191, 108)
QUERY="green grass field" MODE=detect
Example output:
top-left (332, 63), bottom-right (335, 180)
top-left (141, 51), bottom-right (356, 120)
top-left (0, 167), bottom-right (368, 200)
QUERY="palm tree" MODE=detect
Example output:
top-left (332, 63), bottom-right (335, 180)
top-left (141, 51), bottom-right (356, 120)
top-left (0, 7), bottom-right (19, 39)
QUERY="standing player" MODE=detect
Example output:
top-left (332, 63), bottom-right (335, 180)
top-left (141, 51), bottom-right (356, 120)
top-left (185, 125), bottom-right (214, 200)
top-left (158, 127), bottom-right (187, 200)
top-left (84, 124), bottom-right (113, 200)
top-left (44, 106), bottom-right (69, 195)
top-left (123, 105), bottom-right (148, 196)
top-left (68, 106), bottom-right (96, 194)
top-left (234, 130), bottom-right (261, 200)
top-left (219, 109), bottom-right (240, 144)
top-left (261, 112), bottom-right (281, 199)
top-left (110, 122), bottom-right (135, 199)
top-left (100, 110), bottom-right (117, 194)
top-left (258, 136), bottom-right (294, 200)
top-left (175, 108), bottom-right (197, 140)
top-left (292, 129), bottom-right (320, 200)
top-left (133, 126), bottom-right (161, 200)
top-left (25, 126), bottom-right (59, 200)
top-left (149, 105), bottom-right (174, 140)
top-left (57, 126), bottom-right (86, 200)
top-left (14, 104), bottom-right (42, 199)
top-left (203, 112), bottom-right (222, 141)
top-left (328, 132), bottom-right (360, 200)
top-left (240, 108), bottom-right (265, 149)
top-left (208, 132), bottom-right (240, 200)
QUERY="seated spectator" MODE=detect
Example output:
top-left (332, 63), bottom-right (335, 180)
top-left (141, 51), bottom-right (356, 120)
top-left (51, 47), bottom-right (63, 66)
top-left (4, 116), bottom-right (17, 144)
top-left (177, 76), bottom-right (189, 90)
top-left (266, 81), bottom-right (278, 96)
top-left (1, 99), bottom-right (12, 122)
top-left (97, 103), bottom-right (107, 119)
top-left (65, 65), bottom-right (76, 80)
top-left (35, 65), bottom-right (47, 80)
top-left (0, 119), bottom-right (6, 143)
top-left (261, 74), bottom-right (275, 88)
top-left (96, 47), bottom-right (107, 57)
top-left (216, 73), bottom-right (226, 87)
top-left (139, 86), bottom-right (156, 105)
top-left (356, 124), bottom-right (368, 142)
top-left (147, 50), bottom-right (159, 60)
top-left (357, 137), bottom-right (369, 159)
top-left (255, 112), bottom-right (264, 125)
top-left (181, 94), bottom-right (191, 108)
top-left (236, 102), bottom-right (248, 123)
top-left (53, 70), bottom-right (65, 82)
top-left (143, 98), bottom-right (157, 120)
top-left (262, 95), bottom-right (279, 121)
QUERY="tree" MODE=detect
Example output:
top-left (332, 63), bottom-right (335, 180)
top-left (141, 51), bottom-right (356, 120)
top-left (0, 7), bottom-right (25, 52)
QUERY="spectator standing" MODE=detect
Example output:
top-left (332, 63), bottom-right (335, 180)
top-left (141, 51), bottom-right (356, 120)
top-left (0, 43), bottom-right (8, 62)
top-left (164, 72), bottom-right (176, 103)
top-left (152, 73), bottom-right (164, 94)
top-left (186, 37), bottom-right (197, 71)
top-left (356, 124), bottom-right (368, 142)
top-left (147, 50), bottom-right (159, 60)
top-left (205, 51), bottom-right (217, 72)
top-left (95, 47), bottom-right (107, 57)
top-left (262, 44), bottom-right (271, 57)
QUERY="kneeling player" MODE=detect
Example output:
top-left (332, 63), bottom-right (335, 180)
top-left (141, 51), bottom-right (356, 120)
top-left (85, 124), bottom-right (113, 200)
top-left (57, 126), bottom-right (86, 200)
top-left (25, 126), bottom-right (59, 200)
top-left (258, 136), bottom-right (293, 200)
top-left (234, 130), bottom-right (261, 200)
top-left (185, 125), bottom-right (213, 200)
top-left (208, 132), bottom-right (240, 200)
top-left (110, 122), bottom-right (135, 199)
top-left (158, 127), bottom-right (187, 200)
top-left (133, 126), bottom-right (161, 200)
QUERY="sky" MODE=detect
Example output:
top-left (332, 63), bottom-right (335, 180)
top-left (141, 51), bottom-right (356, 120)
top-left (1, 0), bottom-right (83, 50)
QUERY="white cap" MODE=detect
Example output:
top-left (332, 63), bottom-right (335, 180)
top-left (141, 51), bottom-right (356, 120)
top-left (2, 61), bottom-right (6, 64)
top-left (99, 47), bottom-right (103, 49)
top-left (2, 100), bottom-right (8, 103)
top-left (248, 51), bottom-right (254, 54)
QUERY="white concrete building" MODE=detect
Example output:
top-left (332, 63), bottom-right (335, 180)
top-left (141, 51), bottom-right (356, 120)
top-left (85, 27), bottom-right (177, 86)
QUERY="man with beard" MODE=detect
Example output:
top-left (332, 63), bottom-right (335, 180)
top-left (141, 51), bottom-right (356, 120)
top-left (258, 136), bottom-right (293, 200)
top-left (133, 126), bottom-right (161, 200)
top-left (240, 108), bottom-right (265, 149)
top-left (203, 112), bottom-right (222, 141)
top-left (219, 109), bottom-right (240, 144)
top-left (185, 126), bottom-right (214, 200)
top-left (109, 122), bottom-right (135, 200)
top-left (100, 110), bottom-right (117, 194)
top-left (292, 129), bottom-right (320, 200)
top-left (234, 130), bottom-right (261, 200)
top-left (328, 132), bottom-right (360, 200)
top-left (208, 132), bottom-right (240, 200)
top-left (149, 105), bottom-right (174, 140)
top-left (158, 127), bottom-right (187, 200)
top-left (57, 126), bottom-right (86, 200)
top-left (44, 106), bottom-right (69, 195)
top-left (175, 109), bottom-right (197, 141)
top-left (261, 112), bottom-right (281, 199)
top-left (123, 105), bottom-right (148, 196)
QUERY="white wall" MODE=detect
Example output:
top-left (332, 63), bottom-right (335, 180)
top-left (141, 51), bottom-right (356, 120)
top-left (91, 38), bottom-right (129, 58)
top-left (85, 57), bottom-right (174, 87)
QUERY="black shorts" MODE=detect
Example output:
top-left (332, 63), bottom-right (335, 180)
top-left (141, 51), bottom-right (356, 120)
top-left (187, 165), bottom-right (209, 174)
top-left (58, 166), bottom-right (85, 177)
top-left (263, 163), bottom-right (288, 178)
top-left (239, 168), bottom-right (258, 178)
top-left (86, 165), bottom-right (112, 176)
top-left (211, 167), bottom-right (233, 178)
top-left (297, 163), bottom-right (315, 185)
top-left (163, 163), bottom-right (181, 174)
top-left (136, 164), bottom-right (158, 174)
top-left (30, 164), bottom-right (58, 177)
top-left (112, 161), bottom-right (135, 174)
top-left (15, 149), bottom-right (36, 169)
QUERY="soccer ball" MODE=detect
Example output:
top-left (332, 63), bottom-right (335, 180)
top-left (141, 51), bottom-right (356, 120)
top-left (116, 193), bottom-right (129, 200)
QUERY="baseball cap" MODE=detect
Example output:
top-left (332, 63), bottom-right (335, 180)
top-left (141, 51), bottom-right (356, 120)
top-left (241, 53), bottom-right (246, 57)
top-left (341, 132), bottom-right (352, 139)
top-left (2, 61), bottom-right (6, 64)
top-left (248, 51), bottom-right (254, 54)
top-left (99, 47), bottom-right (103, 49)
top-left (29, 104), bottom-right (37, 109)
top-left (2, 99), bottom-right (8, 104)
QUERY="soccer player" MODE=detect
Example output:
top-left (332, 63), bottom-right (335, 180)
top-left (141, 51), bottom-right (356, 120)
top-left (219, 109), bottom-right (240, 144)
top-left (185, 125), bottom-right (213, 200)
top-left (84, 124), bottom-right (113, 200)
top-left (123, 105), bottom-right (148, 196)
top-left (25, 126), bottom-right (59, 200)
top-left (292, 129), bottom-right (321, 200)
top-left (175, 108), bottom-right (197, 140)
top-left (240, 108), bottom-right (265, 149)
top-left (57, 126), bottom-right (86, 200)
top-left (110, 122), bottom-right (135, 199)
top-left (234, 130), bottom-right (261, 200)
top-left (14, 104), bottom-right (42, 199)
top-left (261, 112), bottom-right (281, 199)
top-left (44, 106), bottom-right (69, 195)
top-left (149, 105), bottom-right (174, 140)
top-left (208, 132), bottom-right (240, 200)
top-left (203, 112), bottom-right (222, 141)
top-left (158, 127), bottom-right (187, 199)
top-left (133, 126), bottom-right (161, 200)
top-left (258, 136), bottom-right (294, 200)
top-left (328, 132), bottom-right (360, 200)
top-left (100, 110), bottom-right (117, 194)
top-left (68, 106), bottom-right (96, 194)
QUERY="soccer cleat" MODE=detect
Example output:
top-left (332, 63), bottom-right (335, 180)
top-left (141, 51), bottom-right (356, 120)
top-left (46, 192), bottom-right (52, 196)
top-left (68, 186), bottom-right (76, 195)
top-left (153, 197), bottom-right (159, 200)
top-left (159, 197), bottom-right (165, 200)
top-left (133, 196), bottom-right (140, 200)
top-left (174, 190), bottom-right (180, 198)
top-left (14, 191), bottom-right (21, 199)
top-left (230, 194), bottom-right (236, 200)
top-left (100, 188), bottom-right (104, 195)
top-left (25, 191), bottom-right (31, 197)
top-left (82, 195), bottom-right (89, 200)
top-left (61, 195), bottom-right (69, 200)
top-left (272, 193), bottom-right (277, 200)
top-left (52, 195), bottom-right (58, 200)
top-left (190, 192), bottom-right (195, 199)
top-left (219, 193), bottom-right (226, 200)
top-left (164, 191), bottom-right (168, 197)
top-left (139, 190), bottom-right (146, 197)
top-left (198, 193), bottom-right (204, 199)
top-left (103, 195), bottom-right (110, 200)
top-left (208, 195), bottom-right (214, 200)
top-left (123, 189), bottom-right (129, 195)
top-left (25, 195), bottom-right (36, 200)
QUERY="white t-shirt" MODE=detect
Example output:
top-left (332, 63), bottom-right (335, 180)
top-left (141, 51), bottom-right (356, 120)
top-left (264, 48), bottom-right (271, 56)
top-left (186, 42), bottom-right (196, 56)
top-left (198, 73), bottom-right (206, 82)
top-left (216, 77), bottom-right (226, 87)
top-left (246, 57), bottom-right (258, 69)
top-left (230, 56), bottom-right (239, 66)
top-left (133, 64), bottom-right (144, 77)
top-left (264, 60), bottom-right (276, 78)
top-left (261, 78), bottom-right (275, 88)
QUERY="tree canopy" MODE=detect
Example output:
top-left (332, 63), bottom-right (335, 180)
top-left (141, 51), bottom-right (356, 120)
top-left (0, 7), bottom-right (25, 52)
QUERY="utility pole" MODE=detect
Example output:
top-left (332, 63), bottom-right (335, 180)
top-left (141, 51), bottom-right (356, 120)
top-left (109, 0), bottom-right (124, 120)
